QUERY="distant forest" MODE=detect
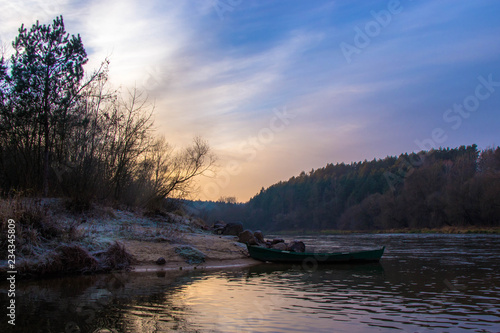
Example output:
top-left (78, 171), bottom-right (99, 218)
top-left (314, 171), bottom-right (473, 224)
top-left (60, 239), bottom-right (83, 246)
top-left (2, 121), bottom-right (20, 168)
top-left (189, 145), bottom-right (500, 231)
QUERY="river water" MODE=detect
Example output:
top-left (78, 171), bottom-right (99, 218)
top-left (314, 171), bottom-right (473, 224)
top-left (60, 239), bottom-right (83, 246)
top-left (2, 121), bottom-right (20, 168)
top-left (1, 234), bottom-right (499, 333)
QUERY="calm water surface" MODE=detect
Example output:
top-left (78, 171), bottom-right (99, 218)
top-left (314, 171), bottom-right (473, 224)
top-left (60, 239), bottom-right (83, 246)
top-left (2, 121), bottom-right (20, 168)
top-left (1, 234), bottom-right (499, 332)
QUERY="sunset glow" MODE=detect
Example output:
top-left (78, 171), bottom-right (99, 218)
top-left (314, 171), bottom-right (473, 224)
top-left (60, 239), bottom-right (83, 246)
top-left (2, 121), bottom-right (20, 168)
top-left (1, 0), bottom-right (499, 201)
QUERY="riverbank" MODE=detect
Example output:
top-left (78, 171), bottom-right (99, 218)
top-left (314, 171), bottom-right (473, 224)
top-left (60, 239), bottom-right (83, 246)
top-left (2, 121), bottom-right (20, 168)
top-left (123, 233), bottom-right (259, 272)
top-left (272, 226), bottom-right (500, 235)
top-left (0, 198), bottom-right (257, 279)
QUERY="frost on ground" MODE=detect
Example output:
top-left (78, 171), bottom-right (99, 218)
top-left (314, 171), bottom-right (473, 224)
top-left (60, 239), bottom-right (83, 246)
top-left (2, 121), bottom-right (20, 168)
top-left (0, 198), bottom-right (251, 278)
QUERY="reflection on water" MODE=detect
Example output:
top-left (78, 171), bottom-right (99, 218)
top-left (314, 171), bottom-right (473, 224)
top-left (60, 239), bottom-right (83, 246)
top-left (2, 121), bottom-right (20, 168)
top-left (1, 234), bottom-right (499, 332)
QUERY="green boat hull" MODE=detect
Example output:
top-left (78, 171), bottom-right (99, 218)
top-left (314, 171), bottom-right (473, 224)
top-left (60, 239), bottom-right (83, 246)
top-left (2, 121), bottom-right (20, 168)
top-left (247, 245), bottom-right (385, 264)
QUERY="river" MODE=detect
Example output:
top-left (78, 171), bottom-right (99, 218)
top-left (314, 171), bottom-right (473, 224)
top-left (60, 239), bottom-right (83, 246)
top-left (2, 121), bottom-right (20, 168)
top-left (1, 234), bottom-right (499, 332)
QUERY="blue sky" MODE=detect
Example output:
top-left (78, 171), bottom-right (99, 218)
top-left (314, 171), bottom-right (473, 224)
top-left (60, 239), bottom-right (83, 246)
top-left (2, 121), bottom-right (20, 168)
top-left (1, 0), bottom-right (500, 201)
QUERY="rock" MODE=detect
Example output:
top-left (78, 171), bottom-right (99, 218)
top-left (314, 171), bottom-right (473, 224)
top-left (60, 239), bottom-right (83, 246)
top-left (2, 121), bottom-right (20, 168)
top-left (213, 221), bottom-right (226, 235)
top-left (271, 242), bottom-right (287, 251)
top-left (271, 238), bottom-right (285, 244)
top-left (213, 220), bottom-right (226, 228)
top-left (238, 229), bottom-right (257, 245)
top-left (254, 230), bottom-right (265, 243)
top-left (222, 222), bottom-right (244, 236)
top-left (155, 257), bottom-right (166, 265)
top-left (233, 242), bottom-right (248, 250)
top-left (287, 240), bottom-right (306, 253)
top-left (174, 245), bottom-right (206, 265)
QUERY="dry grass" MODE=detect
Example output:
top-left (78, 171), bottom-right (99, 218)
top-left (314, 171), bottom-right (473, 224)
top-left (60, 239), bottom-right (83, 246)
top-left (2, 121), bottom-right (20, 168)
top-left (16, 245), bottom-right (99, 277)
top-left (0, 197), bottom-right (60, 257)
top-left (15, 242), bottom-right (135, 277)
top-left (54, 244), bottom-right (100, 273)
top-left (0, 196), bottom-right (208, 278)
top-left (99, 241), bottom-right (135, 270)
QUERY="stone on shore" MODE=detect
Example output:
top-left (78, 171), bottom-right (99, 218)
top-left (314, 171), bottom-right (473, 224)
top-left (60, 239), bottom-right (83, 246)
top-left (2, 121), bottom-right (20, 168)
top-left (287, 240), bottom-right (306, 253)
top-left (238, 229), bottom-right (258, 245)
top-left (222, 222), bottom-right (244, 236)
top-left (254, 230), bottom-right (265, 243)
top-left (213, 220), bottom-right (226, 234)
top-left (174, 245), bottom-right (206, 265)
top-left (271, 242), bottom-right (288, 251)
top-left (155, 257), bottom-right (166, 265)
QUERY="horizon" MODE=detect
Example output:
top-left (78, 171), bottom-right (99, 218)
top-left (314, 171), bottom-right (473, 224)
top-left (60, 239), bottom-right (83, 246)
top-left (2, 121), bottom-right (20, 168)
top-left (193, 143), bottom-right (492, 204)
top-left (1, 0), bottom-right (499, 202)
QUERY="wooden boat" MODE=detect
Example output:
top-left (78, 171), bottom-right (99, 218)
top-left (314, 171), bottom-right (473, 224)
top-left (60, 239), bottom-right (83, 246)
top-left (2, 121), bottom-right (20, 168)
top-left (247, 245), bottom-right (385, 264)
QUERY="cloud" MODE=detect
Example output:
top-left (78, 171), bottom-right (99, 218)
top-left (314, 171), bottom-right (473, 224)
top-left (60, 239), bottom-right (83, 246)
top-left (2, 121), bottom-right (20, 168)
top-left (0, 0), bottom-right (72, 56)
top-left (2, 0), bottom-right (499, 201)
top-left (151, 28), bottom-right (324, 145)
top-left (70, 0), bottom-right (190, 89)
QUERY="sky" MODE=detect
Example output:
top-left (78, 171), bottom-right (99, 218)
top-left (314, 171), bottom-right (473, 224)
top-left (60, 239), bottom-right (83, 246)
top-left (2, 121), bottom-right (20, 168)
top-left (1, 0), bottom-right (500, 202)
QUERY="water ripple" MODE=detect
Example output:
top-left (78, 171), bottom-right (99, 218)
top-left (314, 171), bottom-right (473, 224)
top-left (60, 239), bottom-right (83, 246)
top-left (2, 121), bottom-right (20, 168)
top-left (2, 234), bottom-right (499, 333)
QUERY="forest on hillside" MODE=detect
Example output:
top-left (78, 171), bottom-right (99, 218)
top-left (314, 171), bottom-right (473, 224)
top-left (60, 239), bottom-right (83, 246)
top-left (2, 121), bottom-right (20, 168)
top-left (0, 17), bottom-right (214, 210)
top-left (190, 145), bottom-right (500, 231)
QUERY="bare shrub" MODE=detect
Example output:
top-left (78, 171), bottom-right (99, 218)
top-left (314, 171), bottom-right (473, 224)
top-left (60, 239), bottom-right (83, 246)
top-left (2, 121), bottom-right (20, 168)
top-left (100, 241), bottom-right (135, 270)
top-left (0, 197), bottom-right (63, 258)
top-left (17, 245), bottom-right (99, 277)
top-left (1, 19), bottom-right (216, 210)
top-left (55, 244), bottom-right (100, 273)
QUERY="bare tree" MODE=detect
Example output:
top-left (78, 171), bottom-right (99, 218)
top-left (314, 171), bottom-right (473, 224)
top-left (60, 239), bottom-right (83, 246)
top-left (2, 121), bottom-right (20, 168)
top-left (138, 136), bottom-right (216, 206)
top-left (107, 88), bottom-right (154, 200)
top-left (58, 60), bottom-right (116, 202)
top-left (1, 17), bottom-right (217, 209)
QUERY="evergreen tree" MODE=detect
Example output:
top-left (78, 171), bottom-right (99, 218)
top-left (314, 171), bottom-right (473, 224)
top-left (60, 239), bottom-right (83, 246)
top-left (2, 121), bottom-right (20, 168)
top-left (6, 16), bottom-right (87, 195)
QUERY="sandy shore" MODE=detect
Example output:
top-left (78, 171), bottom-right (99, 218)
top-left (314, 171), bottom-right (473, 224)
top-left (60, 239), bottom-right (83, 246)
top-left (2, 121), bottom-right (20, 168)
top-left (121, 233), bottom-right (261, 271)
top-left (0, 198), bottom-right (263, 278)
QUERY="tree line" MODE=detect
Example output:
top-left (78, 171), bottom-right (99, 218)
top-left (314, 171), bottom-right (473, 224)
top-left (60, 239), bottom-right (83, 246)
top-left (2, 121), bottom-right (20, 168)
top-left (192, 144), bottom-right (500, 231)
top-left (0, 16), bottom-right (214, 210)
